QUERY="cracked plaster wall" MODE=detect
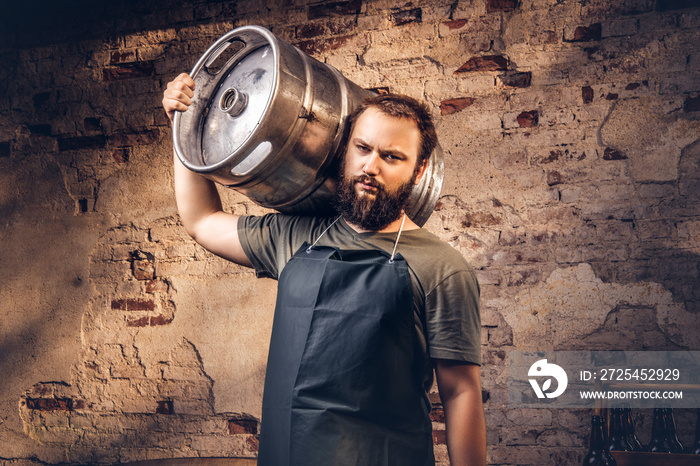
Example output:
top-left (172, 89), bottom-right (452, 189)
top-left (1, 0), bottom-right (699, 464)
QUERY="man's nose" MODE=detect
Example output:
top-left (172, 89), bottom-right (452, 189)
top-left (362, 151), bottom-right (380, 175)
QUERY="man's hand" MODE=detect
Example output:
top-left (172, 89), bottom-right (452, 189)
top-left (162, 73), bottom-right (195, 123)
top-left (435, 360), bottom-right (487, 466)
top-left (163, 72), bottom-right (252, 267)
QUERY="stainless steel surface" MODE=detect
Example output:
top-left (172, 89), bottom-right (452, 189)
top-left (173, 25), bottom-right (444, 225)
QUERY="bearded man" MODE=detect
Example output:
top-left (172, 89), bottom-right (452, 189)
top-left (163, 73), bottom-right (486, 466)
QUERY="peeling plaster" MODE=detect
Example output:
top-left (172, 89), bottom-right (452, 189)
top-left (490, 263), bottom-right (697, 349)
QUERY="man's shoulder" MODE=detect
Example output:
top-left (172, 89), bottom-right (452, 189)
top-left (398, 227), bottom-right (478, 292)
top-left (402, 227), bottom-right (469, 263)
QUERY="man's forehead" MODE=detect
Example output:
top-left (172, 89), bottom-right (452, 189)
top-left (351, 107), bottom-right (420, 153)
top-left (354, 106), bottom-right (418, 129)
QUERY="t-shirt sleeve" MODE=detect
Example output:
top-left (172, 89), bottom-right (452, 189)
top-left (237, 214), bottom-right (307, 280)
top-left (425, 269), bottom-right (481, 365)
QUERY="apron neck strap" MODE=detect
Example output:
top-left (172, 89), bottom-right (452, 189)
top-left (389, 213), bottom-right (406, 263)
top-left (307, 213), bottom-right (407, 263)
top-left (307, 216), bottom-right (342, 253)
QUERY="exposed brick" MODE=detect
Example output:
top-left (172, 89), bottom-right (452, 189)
top-left (486, 0), bottom-right (519, 12)
top-left (110, 50), bottom-right (136, 64)
top-left (440, 97), bottom-right (475, 115)
top-left (132, 259), bottom-right (155, 280)
top-left (102, 61), bottom-right (155, 81)
top-left (57, 135), bottom-right (107, 151)
top-left (296, 23), bottom-right (327, 39)
top-left (149, 314), bottom-right (173, 326)
top-left (246, 435), bottom-right (260, 452)
top-left (455, 55), bottom-right (508, 73)
top-left (25, 397), bottom-right (73, 411)
top-left (390, 8), bottom-right (421, 26)
top-left (111, 298), bottom-right (156, 311)
top-left (497, 71), bottom-right (531, 88)
top-left (603, 147), bottom-right (627, 160)
top-left (517, 110), bottom-right (538, 127)
top-left (443, 19), bottom-right (467, 30)
top-left (430, 407), bottom-right (445, 422)
top-left (307, 0), bottom-right (361, 19)
top-left (582, 86), bottom-right (594, 104)
top-left (126, 316), bottom-right (151, 327)
top-left (145, 279), bottom-right (168, 293)
top-left (229, 417), bottom-right (258, 435)
top-left (156, 400), bottom-right (174, 414)
top-left (432, 430), bottom-right (446, 445)
top-left (684, 96), bottom-right (700, 112)
top-left (547, 171), bottom-right (564, 186)
top-left (565, 23), bottom-right (602, 42)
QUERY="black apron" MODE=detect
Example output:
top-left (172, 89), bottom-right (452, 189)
top-left (257, 238), bottom-right (434, 466)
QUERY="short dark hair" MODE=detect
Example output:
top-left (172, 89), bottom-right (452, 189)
top-left (345, 94), bottom-right (438, 167)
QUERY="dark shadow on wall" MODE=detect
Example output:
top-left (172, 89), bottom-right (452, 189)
top-left (587, 139), bottom-right (700, 319)
top-left (0, 0), bottom-right (238, 51)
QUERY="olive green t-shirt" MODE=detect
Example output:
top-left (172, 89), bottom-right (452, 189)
top-left (238, 214), bottom-right (481, 391)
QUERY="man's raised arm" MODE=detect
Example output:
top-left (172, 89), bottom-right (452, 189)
top-left (163, 73), bottom-right (252, 267)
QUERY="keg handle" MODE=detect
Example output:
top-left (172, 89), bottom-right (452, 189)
top-left (203, 39), bottom-right (247, 75)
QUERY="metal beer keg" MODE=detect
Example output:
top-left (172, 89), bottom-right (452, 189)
top-left (173, 25), bottom-right (443, 225)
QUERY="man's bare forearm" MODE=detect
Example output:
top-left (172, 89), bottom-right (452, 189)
top-left (443, 387), bottom-right (486, 465)
top-left (173, 152), bottom-right (251, 266)
top-left (435, 360), bottom-right (487, 466)
top-left (173, 152), bottom-right (223, 237)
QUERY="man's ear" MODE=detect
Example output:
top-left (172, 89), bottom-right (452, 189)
top-left (414, 158), bottom-right (428, 185)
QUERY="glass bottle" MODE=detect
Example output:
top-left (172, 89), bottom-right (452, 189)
top-left (607, 408), bottom-right (632, 452)
top-left (691, 408), bottom-right (700, 454)
top-left (622, 407), bottom-right (643, 451)
top-left (663, 408), bottom-right (684, 453)
top-left (583, 414), bottom-right (618, 465)
top-left (647, 408), bottom-right (672, 453)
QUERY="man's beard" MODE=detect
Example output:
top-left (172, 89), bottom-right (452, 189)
top-left (333, 171), bottom-right (416, 231)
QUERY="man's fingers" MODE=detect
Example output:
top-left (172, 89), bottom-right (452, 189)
top-left (164, 89), bottom-right (193, 107)
top-left (163, 97), bottom-right (190, 113)
top-left (169, 80), bottom-right (195, 99)
top-left (176, 72), bottom-right (196, 90)
top-left (163, 73), bottom-right (196, 122)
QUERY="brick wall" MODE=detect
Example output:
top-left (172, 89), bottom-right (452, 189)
top-left (1, 0), bottom-right (699, 464)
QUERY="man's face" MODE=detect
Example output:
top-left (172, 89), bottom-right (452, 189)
top-left (335, 107), bottom-right (427, 231)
